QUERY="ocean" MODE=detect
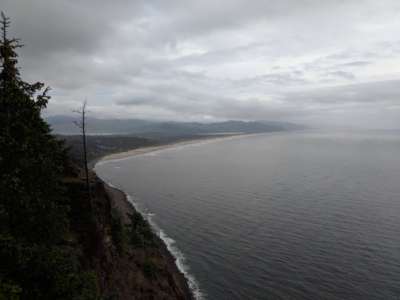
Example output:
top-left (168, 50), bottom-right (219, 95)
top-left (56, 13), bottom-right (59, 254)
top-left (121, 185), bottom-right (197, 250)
top-left (95, 131), bottom-right (400, 299)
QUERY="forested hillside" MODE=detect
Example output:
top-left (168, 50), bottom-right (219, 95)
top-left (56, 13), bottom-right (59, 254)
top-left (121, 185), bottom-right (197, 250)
top-left (0, 14), bottom-right (192, 300)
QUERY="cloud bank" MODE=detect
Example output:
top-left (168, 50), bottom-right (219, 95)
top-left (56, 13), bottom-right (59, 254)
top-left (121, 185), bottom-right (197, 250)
top-left (3, 0), bottom-right (400, 128)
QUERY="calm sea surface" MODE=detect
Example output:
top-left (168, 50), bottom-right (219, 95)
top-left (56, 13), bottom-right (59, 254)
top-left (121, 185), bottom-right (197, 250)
top-left (95, 131), bottom-right (400, 300)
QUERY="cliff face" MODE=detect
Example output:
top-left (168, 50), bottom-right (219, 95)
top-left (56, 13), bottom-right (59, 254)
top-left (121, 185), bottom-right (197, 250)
top-left (65, 173), bottom-right (193, 300)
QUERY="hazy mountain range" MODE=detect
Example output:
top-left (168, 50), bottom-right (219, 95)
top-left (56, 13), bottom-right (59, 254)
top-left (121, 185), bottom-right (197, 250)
top-left (47, 115), bottom-right (303, 138)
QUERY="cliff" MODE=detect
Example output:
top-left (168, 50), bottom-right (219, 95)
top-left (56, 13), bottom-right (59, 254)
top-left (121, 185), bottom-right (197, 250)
top-left (64, 170), bottom-right (193, 299)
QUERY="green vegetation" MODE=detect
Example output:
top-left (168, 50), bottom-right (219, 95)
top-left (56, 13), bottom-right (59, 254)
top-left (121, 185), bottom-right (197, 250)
top-left (110, 209), bottom-right (127, 253)
top-left (110, 208), bottom-right (155, 252)
top-left (126, 211), bottom-right (155, 248)
top-left (142, 259), bottom-right (158, 280)
top-left (0, 14), bottom-right (194, 300)
top-left (0, 13), bottom-right (98, 299)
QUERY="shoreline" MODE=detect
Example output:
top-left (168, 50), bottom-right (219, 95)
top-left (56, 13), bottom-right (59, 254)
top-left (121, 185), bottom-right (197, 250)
top-left (102, 181), bottom-right (195, 299)
top-left (93, 132), bottom-right (264, 299)
top-left (97, 132), bottom-right (262, 164)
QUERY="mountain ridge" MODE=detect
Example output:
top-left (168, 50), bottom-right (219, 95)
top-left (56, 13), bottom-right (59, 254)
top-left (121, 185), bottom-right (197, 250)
top-left (47, 115), bottom-right (304, 136)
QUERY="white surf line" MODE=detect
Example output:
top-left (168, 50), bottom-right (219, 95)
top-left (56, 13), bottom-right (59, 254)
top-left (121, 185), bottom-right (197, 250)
top-left (124, 192), bottom-right (206, 300)
top-left (97, 175), bottom-right (206, 299)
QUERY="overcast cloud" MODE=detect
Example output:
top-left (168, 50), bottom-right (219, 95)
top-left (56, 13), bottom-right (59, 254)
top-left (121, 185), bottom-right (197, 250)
top-left (2, 0), bottom-right (400, 128)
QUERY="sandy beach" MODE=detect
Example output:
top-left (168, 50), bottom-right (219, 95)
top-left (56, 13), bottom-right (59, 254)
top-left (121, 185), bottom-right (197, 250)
top-left (98, 133), bottom-right (261, 164)
top-left (94, 132), bottom-right (265, 299)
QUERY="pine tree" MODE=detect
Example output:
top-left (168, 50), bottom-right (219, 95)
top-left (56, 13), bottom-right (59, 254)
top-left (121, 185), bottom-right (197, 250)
top-left (0, 11), bottom-right (68, 244)
top-left (0, 13), bottom-right (98, 299)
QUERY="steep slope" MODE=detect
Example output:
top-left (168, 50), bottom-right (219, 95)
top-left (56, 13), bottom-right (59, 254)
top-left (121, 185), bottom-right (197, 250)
top-left (65, 170), bottom-right (193, 299)
top-left (65, 170), bottom-right (192, 300)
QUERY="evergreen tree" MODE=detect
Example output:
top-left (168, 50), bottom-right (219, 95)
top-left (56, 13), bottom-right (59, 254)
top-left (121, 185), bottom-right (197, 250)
top-left (0, 11), bottom-right (68, 244)
top-left (0, 13), bottom-right (98, 299)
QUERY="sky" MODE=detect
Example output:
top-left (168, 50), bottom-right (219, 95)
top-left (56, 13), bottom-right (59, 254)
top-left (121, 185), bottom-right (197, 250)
top-left (3, 0), bottom-right (400, 128)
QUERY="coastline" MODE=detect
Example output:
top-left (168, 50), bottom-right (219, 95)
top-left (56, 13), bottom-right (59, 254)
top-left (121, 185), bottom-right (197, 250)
top-left (102, 182), bottom-right (194, 299)
top-left (93, 132), bottom-right (263, 299)
top-left (97, 132), bottom-right (260, 164)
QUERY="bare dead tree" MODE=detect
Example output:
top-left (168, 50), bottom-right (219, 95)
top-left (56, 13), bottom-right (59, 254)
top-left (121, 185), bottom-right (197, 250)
top-left (73, 100), bottom-right (91, 197)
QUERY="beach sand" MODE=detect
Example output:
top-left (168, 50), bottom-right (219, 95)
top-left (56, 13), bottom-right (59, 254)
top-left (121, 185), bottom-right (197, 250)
top-left (94, 132), bottom-right (262, 299)
top-left (99, 133), bottom-right (259, 163)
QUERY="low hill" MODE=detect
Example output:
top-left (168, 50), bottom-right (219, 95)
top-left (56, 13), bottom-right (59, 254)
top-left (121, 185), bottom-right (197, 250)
top-left (47, 116), bottom-right (303, 138)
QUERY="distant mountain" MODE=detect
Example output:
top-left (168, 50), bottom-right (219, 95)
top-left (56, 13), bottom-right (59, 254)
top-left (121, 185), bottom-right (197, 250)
top-left (47, 115), bottom-right (303, 137)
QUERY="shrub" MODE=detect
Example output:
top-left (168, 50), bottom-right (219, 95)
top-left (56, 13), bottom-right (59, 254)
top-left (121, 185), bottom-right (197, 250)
top-left (126, 211), bottom-right (154, 248)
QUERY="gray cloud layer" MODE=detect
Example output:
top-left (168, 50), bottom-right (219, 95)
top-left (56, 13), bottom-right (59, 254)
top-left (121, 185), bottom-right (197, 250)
top-left (3, 0), bottom-right (400, 128)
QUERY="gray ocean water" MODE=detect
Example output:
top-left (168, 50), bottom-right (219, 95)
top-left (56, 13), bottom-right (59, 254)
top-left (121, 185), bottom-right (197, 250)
top-left (95, 131), bottom-right (400, 300)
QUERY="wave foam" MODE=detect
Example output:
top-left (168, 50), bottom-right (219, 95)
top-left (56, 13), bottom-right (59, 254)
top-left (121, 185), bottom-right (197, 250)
top-left (125, 194), bottom-right (205, 300)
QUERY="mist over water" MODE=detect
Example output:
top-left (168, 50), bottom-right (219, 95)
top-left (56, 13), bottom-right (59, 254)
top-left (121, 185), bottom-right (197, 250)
top-left (96, 131), bottom-right (400, 299)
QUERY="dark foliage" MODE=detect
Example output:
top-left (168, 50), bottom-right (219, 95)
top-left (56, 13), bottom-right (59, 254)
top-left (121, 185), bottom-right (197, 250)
top-left (110, 209), bottom-right (127, 253)
top-left (142, 259), bottom-right (158, 280)
top-left (60, 134), bottom-right (157, 167)
top-left (0, 13), bottom-right (98, 299)
top-left (126, 211), bottom-right (154, 248)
